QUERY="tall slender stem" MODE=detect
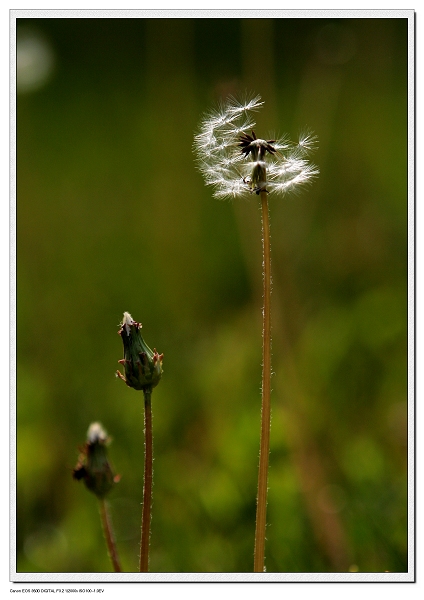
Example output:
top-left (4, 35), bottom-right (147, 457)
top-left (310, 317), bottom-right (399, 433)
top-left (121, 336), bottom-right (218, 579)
top-left (140, 387), bottom-right (153, 572)
top-left (254, 191), bottom-right (272, 573)
top-left (99, 497), bottom-right (122, 572)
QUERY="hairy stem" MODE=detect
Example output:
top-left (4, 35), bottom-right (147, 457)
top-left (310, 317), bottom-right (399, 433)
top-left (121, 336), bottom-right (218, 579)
top-left (254, 190), bottom-right (272, 573)
top-left (99, 497), bottom-right (122, 572)
top-left (140, 387), bottom-right (153, 572)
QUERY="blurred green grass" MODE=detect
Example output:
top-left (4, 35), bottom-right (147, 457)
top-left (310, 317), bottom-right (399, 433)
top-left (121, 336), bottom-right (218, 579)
top-left (16, 17), bottom-right (408, 573)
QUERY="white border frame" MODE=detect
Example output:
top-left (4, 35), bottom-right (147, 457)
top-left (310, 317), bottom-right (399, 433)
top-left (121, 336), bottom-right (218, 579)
top-left (10, 8), bottom-right (415, 584)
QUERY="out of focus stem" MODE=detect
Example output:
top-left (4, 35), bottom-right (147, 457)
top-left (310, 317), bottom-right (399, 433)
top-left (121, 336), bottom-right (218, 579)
top-left (99, 497), bottom-right (122, 572)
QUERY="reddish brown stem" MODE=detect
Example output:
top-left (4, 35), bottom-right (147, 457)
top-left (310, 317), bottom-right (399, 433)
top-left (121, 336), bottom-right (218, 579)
top-left (99, 497), bottom-right (122, 572)
top-left (139, 387), bottom-right (153, 572)
top-left (254, 191), bottom-right (272, 573)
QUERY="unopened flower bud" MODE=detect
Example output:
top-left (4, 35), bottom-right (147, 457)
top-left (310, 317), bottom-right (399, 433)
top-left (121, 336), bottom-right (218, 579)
top-left (116, 312), bottom-right (163, 391)
top-left (73, 422), bottom-right (119, 498)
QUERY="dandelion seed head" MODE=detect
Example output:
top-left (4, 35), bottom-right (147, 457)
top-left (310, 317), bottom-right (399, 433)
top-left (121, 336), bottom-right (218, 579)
top-left (193, 94), bottom-right (318, 200)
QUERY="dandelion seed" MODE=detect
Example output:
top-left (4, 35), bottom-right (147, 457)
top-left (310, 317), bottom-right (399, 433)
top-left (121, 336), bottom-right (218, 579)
top-left (193, 95), bottom-right (319, 199)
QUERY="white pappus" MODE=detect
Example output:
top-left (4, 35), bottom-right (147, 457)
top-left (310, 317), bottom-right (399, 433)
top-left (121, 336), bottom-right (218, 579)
top-left (194, 94), bottom-right (319, 199)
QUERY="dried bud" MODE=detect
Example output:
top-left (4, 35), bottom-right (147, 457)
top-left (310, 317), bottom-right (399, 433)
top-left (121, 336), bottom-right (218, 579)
top-left (116, 312), bottom-right (163, 391)
top-left (73, 422), bottom-right (119, 498)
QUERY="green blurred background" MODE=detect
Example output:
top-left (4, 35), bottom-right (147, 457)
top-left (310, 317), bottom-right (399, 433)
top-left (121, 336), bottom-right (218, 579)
top-left (16, 17), bottom-right (408, 574)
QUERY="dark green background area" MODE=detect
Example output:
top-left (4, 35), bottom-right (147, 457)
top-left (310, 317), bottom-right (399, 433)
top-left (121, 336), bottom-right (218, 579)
top-left (16, 17), bottom-right (408, 573)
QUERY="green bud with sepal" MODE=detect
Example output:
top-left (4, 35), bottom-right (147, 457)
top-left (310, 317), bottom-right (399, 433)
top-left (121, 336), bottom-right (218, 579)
top-left (116, 312), bottom-right (163, 391)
